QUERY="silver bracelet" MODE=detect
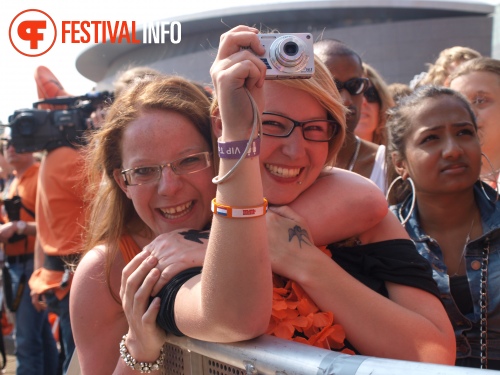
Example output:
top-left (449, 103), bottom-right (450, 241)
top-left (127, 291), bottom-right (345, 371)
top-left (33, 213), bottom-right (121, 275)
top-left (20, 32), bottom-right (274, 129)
top-left (119, 334), bottom-right (165, 373)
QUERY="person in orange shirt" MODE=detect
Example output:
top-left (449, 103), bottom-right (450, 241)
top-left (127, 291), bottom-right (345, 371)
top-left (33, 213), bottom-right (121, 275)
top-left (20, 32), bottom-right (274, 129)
top-left (0, 138), bottom-right (58, 374)
top-left (28, 143), bottom-right (86, 374)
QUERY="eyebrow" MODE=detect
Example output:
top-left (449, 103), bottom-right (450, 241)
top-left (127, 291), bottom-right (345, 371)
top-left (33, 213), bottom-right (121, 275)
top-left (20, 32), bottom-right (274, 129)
top-left (419, 122), bottom-right (474, 133)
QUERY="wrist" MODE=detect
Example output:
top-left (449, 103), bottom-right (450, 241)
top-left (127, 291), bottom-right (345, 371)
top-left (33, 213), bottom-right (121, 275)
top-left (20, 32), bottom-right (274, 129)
top-left (120, 334), bottom-right (165, 373)
top-left (16, 220), bottom-right (26, 235)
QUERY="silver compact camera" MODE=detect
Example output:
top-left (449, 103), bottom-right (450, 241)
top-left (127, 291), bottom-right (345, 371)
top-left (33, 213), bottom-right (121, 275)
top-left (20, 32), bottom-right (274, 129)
top-left (248, 33), bottom-right (315, 79)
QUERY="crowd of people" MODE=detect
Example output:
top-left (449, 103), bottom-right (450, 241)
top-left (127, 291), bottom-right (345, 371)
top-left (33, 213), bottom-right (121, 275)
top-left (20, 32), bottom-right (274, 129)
top-left (0, 24), bottom-right (499, 374)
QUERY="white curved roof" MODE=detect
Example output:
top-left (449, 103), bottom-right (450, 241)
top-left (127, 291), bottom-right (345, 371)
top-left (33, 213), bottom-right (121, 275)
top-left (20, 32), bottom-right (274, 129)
top-left (76, 0), bottom-right (496, 82)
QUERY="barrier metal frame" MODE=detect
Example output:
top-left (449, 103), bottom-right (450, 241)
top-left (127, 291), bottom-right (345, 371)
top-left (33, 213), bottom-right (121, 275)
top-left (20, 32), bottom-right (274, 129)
top-left (161, 334), bottom-right (500, 375)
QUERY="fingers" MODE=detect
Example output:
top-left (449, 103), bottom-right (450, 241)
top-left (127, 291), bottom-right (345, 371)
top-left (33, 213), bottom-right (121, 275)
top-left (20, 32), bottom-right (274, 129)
top-left (216, 26), bottom-right (264, 61)
top-left (120, 250), bottom-right (150, 300)
top-left (121, 252), bottom-right (157, 308)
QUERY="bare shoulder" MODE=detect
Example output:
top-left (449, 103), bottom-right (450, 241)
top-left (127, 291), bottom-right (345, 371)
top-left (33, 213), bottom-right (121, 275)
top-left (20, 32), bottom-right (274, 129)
top-left (72, 246), bottom-right (125, 309)
top-left (318, 167), bottom-right (384, 194)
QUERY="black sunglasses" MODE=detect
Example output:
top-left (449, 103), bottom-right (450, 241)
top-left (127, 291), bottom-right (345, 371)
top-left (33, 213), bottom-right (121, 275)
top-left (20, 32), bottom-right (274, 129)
top-left (1, 139), bottom-right (13, 148)
top-left (334, 77), bottom-right (369, 96)
top-left (364, 86), bottom-right (381, 104)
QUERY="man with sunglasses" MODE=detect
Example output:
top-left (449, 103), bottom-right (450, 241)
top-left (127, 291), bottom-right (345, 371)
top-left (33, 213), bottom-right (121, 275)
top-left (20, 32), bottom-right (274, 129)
top-left (314, 39), bottom-right (387, 192)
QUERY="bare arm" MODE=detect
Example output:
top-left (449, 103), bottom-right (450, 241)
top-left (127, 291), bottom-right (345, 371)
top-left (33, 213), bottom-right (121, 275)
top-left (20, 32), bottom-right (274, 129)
top-left (172, 25), bottom-right (272, 342)
top-left (71, 248), bottom-right (166, 374)
top-left (267, 207), bottom-right (455, 364)
top-left (289, 168), bottom-right (388, 246)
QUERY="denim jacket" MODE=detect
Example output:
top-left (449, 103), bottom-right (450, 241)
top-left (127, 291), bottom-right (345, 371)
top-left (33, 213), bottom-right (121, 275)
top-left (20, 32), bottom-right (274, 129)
top-left (390, 182), bottom-right (500, 360)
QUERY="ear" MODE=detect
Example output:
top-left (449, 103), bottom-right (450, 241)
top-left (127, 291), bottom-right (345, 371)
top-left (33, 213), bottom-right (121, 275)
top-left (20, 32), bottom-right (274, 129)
top-left (113, 169), bottom-right (132, 199)
top-left (391, 152), bottom-right (410, 180)
top-left (211, 107), bottom-right (222, 138)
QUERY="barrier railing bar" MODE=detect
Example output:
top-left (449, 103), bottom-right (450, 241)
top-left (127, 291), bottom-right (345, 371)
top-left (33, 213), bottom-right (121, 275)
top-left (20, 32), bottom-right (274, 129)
top-left (165, 334), bottom-right (500, 374)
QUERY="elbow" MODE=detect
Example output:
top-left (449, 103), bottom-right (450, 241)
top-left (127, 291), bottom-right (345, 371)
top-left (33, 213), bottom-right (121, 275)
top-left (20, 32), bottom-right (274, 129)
top-left (214, 311), bottom-right (271, 343)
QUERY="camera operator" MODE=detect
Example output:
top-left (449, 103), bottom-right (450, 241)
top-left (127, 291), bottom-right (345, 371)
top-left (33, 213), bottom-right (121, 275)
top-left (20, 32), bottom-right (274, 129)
top-left (18, 96), bottom-right (98, 375)
top-left (0, 137), bottom-right (58, 375)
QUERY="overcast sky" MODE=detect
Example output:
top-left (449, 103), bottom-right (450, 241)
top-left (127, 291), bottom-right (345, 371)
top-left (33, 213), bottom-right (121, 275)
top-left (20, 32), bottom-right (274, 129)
top-left (1, 0), bottom-right (498, 123)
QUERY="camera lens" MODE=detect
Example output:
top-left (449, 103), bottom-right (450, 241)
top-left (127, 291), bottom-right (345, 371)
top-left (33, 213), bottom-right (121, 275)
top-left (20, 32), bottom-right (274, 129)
top-left (283, 42), bottom-right (298, 56)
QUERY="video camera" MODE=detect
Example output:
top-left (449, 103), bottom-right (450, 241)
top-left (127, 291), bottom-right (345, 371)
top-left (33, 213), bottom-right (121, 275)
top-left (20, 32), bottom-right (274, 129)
top-left (6, 91), bottom-right (113, 153)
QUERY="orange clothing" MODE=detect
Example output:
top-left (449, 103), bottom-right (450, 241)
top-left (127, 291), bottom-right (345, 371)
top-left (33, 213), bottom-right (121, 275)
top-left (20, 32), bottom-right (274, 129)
top-left (3, 163), bottom-right (39, 256)
top-left (36, 147), bottom-right (86, 256)
top-left (29, 147), bottom-right (86, 299)
top-left (119, 234), bottom-right (141, 263)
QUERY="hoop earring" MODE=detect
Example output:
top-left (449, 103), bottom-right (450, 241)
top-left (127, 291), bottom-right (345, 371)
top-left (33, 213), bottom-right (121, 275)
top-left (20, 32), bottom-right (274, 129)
top-left (386, 176), bottom-right (416, 226)
top-left (480, 152), bottom-right (499, 203)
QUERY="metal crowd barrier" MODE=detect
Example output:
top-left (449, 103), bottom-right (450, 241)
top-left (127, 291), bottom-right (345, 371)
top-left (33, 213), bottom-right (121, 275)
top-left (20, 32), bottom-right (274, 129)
top-left (161, 334), bottom-right (500, 375)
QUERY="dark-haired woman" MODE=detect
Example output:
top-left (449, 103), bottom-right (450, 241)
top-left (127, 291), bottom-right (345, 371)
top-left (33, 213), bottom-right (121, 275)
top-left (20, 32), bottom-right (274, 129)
top-left (387, 85), bottom-right (500, 369)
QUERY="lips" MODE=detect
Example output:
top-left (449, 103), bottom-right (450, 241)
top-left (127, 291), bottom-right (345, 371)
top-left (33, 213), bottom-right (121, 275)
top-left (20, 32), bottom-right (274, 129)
top-left (159, 201), bottom-right (193, 219)
top-left (265, 163), bottom-right (301, 178)
top-left (441, 162), bottom-right (468, 173)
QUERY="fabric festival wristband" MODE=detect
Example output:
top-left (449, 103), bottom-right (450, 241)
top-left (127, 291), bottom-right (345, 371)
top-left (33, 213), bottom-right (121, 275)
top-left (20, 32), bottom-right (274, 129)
top-left (218, 137), bottom-right (260, 159)
top-left (211, 198), bottom-right (268, 218)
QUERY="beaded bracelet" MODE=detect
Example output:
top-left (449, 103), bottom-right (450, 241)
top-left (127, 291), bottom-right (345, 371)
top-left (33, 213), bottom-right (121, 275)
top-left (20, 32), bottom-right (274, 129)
top-left (218, 137), bottom-right (260, 159)
top-left (119, 334), bottom-right (165, 373)
top-left (211, 198), bottom-right (268, 218)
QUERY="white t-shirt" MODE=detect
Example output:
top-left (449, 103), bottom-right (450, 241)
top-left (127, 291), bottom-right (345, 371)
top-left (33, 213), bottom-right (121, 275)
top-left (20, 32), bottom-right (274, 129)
top-left (369, 145), bottom-right (387, 194)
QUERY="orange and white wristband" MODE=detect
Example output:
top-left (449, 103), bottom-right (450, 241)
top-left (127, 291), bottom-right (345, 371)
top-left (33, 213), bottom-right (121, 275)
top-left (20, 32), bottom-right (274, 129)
top-left (211, 198), bottom-right (268, 218)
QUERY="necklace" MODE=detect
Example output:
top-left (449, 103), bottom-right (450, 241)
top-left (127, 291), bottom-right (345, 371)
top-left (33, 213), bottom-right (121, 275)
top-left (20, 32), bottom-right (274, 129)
top-left (480, 242), bottom-right (489, 369)
top-left (346, 135), bottom-right (361, 171)
top-left (451, 218), bottom-right (475, 277)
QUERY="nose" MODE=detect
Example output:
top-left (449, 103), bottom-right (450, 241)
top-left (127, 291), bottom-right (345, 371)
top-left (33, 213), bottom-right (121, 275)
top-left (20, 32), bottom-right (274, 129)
top-left (339, 89), bottom-right (354, 107)
top-left (280, 127), bottom-right (308, 159)
top-left (442, 135), bottom-right (463, 160)
top-left (157, 167), bottom-right (184, 195)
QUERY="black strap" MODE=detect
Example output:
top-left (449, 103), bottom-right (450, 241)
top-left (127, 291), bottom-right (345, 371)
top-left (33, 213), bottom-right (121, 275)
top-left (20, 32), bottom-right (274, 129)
top-left (155, 267), bottom-right (202, 336)
top-left (20, 202), bottom-right (35, 219)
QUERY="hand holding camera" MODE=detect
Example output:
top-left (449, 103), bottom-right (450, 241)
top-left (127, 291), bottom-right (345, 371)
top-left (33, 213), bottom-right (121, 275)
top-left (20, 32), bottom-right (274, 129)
top-left (211, 26), bottom-right (315, 141)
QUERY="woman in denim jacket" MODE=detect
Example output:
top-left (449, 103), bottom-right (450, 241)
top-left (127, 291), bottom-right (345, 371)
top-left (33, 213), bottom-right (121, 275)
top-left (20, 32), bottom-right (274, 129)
top-left (386, 85), bottom-right (500, 370)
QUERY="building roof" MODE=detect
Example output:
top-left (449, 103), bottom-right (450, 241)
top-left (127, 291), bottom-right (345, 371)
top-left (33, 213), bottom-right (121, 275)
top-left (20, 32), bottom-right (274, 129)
top-left (76, 0), bottom-right (496, 82)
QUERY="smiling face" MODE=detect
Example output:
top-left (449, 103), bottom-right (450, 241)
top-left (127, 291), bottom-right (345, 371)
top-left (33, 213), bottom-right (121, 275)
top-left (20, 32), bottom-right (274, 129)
top-left (449, 71), bottom-right (500, 161)
top-left (395, 95), bottom-right (481, 195)
top-left (115, 109), bottom-right (216, 236)
top-left (261, 82), bottom-right (330, 205)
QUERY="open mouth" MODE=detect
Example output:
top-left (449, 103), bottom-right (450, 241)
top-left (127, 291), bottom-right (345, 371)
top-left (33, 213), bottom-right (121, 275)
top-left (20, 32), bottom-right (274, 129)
top-left (265, 163), bottom-right (301, 178)
top-left (159, 201), bottom-right (193, 219)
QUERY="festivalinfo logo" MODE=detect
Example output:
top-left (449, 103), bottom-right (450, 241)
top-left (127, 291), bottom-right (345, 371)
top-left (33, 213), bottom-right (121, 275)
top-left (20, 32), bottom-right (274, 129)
top-left (9, 9), bottom-right (182, 57)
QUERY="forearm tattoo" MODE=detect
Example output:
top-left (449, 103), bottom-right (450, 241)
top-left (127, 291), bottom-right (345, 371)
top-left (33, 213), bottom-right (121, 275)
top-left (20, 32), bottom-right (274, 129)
top-left (179, 229), bottom-right (209, 244)
top-left (288, 225), bottom-right (311, 248)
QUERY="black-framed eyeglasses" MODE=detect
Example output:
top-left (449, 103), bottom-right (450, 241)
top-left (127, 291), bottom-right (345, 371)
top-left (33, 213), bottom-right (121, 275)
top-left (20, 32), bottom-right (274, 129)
top-left (121, 151), bottom-right (212, 186)
top-left (334, 77), bottom-right (369, 96)
top-left (364, 86), bottom-right (381, 104)
top-left (262, 112), bottom-right (339, 142)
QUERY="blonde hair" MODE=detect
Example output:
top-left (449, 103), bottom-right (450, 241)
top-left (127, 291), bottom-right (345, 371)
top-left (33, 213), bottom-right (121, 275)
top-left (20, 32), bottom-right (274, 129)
top-left (362, 63), bottom-right (395, 145)
top-left (449, 56), bottom-right (500, 83)
top-left (83, 75), bottom-right (212, 300)
top-left (417, 46), bottom-right (482, 87)
top-left (211, 55), bottom-right (347, 169)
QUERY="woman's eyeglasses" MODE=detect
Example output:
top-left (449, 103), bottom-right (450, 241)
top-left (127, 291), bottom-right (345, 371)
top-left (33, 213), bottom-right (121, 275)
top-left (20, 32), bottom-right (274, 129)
top-left (121, 151), bottom-right (212, 186)
top-left (262, 112), bottom-right (339, 142)
top-left (334, 77), bottom-right (369, 96)
top-left (364, 86), bottom-right (381, 104)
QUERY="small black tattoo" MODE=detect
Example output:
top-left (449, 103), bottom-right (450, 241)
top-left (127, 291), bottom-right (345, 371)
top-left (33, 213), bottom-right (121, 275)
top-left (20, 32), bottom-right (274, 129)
top-left (288, 225), bottom-right (311, 248)
top-left (179, 230), bottom-right (209, 244)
